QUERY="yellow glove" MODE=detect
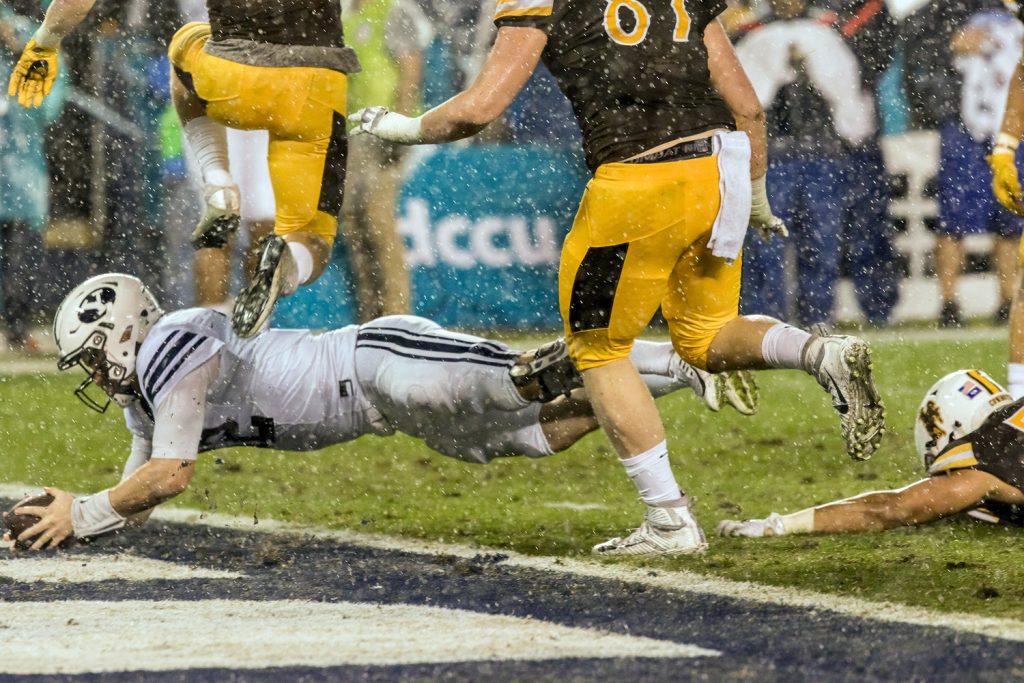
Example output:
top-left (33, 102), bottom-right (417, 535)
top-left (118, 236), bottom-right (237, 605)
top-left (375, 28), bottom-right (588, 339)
top-left (988, 147), bottom-right (1024, 217)
top-left (7, 39), bottom-right (59, 109)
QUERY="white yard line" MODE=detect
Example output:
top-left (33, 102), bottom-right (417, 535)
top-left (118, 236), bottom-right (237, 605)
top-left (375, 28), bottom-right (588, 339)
top-left (0, 600), bottom-right (718, 675)
top-left (0, 554), bottom-right (243, 583)
top-left (3, 482), bottom-right (1021, 643)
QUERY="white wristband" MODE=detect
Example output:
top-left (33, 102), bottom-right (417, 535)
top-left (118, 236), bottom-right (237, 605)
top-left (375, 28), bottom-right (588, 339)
top-left (32, 26), bottom-right (62, 49)
top-left (71, 490), bottom-right (126, 539)
top-left (779, 508), bottom-right (815, 535)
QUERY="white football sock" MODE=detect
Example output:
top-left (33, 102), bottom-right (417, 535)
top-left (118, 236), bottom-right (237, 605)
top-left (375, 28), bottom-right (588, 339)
top-left (282, 242), bottom-right (314, 296)
top-left (183, 116), bottom-right (233, 188)
top-left (620, 441), bottom-right (683, 506)
top-left (630, 341), bottom-right (690, 398)
top-left (761, 323), bottom-right (813, 370)
top-left (640, 374), bottom-right (684, 399)
top-left (1009, 363), bottom-right (1024, 399)
top-left (629, 340), bottom-right (675, 376)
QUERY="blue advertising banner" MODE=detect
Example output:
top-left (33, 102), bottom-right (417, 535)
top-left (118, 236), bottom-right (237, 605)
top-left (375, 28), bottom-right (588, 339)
top-left (276, 144), bottom-right (590, 331)
top-left (400, 145), bottom-right (589, 329)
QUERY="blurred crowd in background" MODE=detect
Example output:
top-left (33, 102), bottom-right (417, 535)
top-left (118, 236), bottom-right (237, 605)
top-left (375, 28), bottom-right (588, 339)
top-left (0, 0), bottom-right (1021, 352)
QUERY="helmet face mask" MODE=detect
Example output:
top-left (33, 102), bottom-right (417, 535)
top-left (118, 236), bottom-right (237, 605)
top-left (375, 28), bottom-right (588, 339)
top-left (53, 274), bottom-right (163, 412)
top-left (914, 369), bottom-right (1013, 470)
top-left (63, 344), bottom-right (135, 413)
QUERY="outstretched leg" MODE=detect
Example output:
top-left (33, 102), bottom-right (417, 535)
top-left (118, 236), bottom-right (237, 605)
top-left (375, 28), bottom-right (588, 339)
top-left (664, 237), bottom-right (885, 461)
top-left (232, 116), bottom-right (344, 337)
top-left (700, 314), bottom-right (884, 460)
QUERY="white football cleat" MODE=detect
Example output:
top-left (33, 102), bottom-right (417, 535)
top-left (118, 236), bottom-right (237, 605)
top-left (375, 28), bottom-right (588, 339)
top-left (717, 513), bottom-right (785, 538)
top-left (710, 369), bottom-right (759, 415)
top-left (593, 502), bottom-right (708, 556)
top-left (671, 357), bottom-right (759, 415)
top-left (191, 183), bottom-right (241, 250)
top-left (806, 334), bottom-right (885, 461)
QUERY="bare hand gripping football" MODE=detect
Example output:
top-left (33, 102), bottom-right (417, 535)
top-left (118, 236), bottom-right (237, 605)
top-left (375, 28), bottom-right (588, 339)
top-left (2, 493), bottom-right (74, 550)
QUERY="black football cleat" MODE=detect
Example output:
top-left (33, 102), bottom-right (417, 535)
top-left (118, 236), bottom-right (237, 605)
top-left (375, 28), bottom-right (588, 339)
top-left (232, 235), bottom-right (295, 338)
top-left (510, 339), bottom-right (583, 402)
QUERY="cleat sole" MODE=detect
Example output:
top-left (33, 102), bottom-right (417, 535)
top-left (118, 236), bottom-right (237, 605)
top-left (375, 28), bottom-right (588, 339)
top-left (191, 213), bottom-right (240, 250)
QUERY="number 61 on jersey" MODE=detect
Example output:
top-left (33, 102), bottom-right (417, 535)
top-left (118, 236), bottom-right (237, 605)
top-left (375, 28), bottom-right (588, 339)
top-left (604, 0), bottom-right (692, 46)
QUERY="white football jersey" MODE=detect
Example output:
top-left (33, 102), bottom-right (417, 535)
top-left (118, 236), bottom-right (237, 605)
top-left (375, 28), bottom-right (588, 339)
top-left (124, 309), bottom-right (381, 453)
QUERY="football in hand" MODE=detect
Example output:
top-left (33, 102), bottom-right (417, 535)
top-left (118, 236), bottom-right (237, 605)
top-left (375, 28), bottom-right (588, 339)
top-left (3, 493), bottom-right (58, 550)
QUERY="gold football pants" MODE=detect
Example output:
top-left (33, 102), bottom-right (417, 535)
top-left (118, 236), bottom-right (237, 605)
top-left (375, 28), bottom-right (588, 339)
top-left (560, 154), bottom-right (741, 371)
top-left (169, 22), bottom-right (348, 245)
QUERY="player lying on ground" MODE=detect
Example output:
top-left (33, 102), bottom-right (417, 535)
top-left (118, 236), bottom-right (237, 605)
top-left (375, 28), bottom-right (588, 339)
top-left (719, 369), bottom-right (1024, 537)
top-left (8, 0), bottom-right (356, 338)
top-left (6, 273), bottom-right (758, 551)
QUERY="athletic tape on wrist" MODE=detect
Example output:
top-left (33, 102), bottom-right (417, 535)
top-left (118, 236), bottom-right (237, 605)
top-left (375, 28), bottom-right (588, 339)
top-left (384, 113), bottom-right (425, 144)
top-left (995, 132), bottom-right (1020, 153)
top-left (32, 26), bottom-right (61, 49)
top-left (779, 508), bottom-right (815, 534)
top-left (750, 175), bottom-right (771, 213)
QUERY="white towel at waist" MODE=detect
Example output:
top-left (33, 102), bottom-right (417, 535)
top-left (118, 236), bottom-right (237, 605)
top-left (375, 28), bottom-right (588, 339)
top-left (707, 131), bottom-right (752, 265)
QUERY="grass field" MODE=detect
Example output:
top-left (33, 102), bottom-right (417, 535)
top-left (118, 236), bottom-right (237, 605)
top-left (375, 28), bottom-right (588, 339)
top-left (2, 329), bottom-right (1023, 619)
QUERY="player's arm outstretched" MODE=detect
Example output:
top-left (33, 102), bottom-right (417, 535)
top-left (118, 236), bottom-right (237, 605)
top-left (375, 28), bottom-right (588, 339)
top-left (988, 59), bottom-right (1024, 216)
top-left (10, 458), bottom-right (196, 551)
top-left (718, 469), bottom-right (1023, 537)
top-left (8, 361), bottom-right (215, 550)
top-left (350, 26), bottom-right (546, 144)
top-left (7, 0), bottom-right (96, 108)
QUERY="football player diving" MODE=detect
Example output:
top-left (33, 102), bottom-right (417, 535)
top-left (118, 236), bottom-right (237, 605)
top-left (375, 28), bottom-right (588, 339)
top-left (8, 0), bottom-right (357, 338)
top-left (6, 274), bottom-right (759, 551)
top-left (719, 369), bottom-right (1024, 537)
top-left (350, 0), bottom-right (886, 555)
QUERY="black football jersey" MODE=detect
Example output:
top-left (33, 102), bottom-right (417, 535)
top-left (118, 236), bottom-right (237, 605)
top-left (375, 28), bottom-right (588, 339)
top-left (494, 0), bottom-right (735, 170)
top-left (208, 0), bottom-right (345, 48)
top-left (929, 397), bottom-right (1024, 526)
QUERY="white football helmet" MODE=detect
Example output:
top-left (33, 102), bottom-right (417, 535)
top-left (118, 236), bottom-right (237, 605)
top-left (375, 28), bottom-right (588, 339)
top-left (914, 369), bottom-right (1012, 469)
top-left (53, 273), bottom-right (164, 412)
